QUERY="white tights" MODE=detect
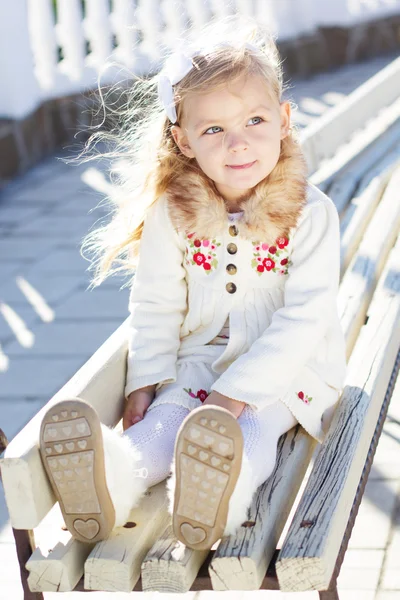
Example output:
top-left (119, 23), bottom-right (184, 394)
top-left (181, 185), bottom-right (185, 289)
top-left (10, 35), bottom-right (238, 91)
top-left (122, 400), bottom-right (298, 490)
top-left (122, 404), bottom-right (191, 487)
top-left (238, 401), bottom-right (298, 488)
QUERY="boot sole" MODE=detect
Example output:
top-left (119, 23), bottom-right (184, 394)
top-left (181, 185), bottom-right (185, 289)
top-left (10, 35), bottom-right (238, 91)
top-left (172, 405), bottom-right (243, 550)
top-left (39, 398), bottom-right (115, 543)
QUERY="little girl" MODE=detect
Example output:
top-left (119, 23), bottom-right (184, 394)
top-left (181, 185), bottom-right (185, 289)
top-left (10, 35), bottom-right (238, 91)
top-left (39, 17), bottom-right (347, 551)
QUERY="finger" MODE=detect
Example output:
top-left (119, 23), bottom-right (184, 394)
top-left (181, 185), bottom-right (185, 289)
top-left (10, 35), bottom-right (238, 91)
top-left (123, 410), bottom-right (136, 430)
top-left (123, 405), bottom-right (134, 431)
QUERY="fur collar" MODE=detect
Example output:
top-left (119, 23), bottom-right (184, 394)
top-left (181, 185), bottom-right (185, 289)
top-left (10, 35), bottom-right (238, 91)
top-left (166, 135), bottom-right (308, 243)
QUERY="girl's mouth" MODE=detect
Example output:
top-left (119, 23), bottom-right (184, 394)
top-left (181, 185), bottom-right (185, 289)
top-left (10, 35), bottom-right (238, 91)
top-left (226, 161), bottom-right (256, 170)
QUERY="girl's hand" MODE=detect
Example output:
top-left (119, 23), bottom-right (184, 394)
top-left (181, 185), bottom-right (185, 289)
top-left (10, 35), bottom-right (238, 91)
top-left (123, 385), bottom-right (156, 431)
top-left (202, 391), bottom-right (246, 419)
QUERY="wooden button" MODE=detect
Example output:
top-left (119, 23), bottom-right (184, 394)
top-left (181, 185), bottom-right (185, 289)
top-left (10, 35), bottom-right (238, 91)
top-left (227, 243), bottom-right (237, 255)
top-left (226, 264), bottom-right (237, 275)
top-left (229, 225), bottom-right (238, 237)
top-left (226, 282), bottom-right (237, 294)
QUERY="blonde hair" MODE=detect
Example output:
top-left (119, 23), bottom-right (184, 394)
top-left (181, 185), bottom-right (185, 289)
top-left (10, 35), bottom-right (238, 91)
top-left (80, 16), bottom-right (294, 288)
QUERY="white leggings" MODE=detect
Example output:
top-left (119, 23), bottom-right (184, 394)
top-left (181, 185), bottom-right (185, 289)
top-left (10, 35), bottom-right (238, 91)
top-left (123, 401), bottom-right (298, 489)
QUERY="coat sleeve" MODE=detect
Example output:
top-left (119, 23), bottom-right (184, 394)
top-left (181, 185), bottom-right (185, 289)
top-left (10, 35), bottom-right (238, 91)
top-left (211, 196), bottom-right (341, 409)
top-left (124, 197), bottom-right (187, 398)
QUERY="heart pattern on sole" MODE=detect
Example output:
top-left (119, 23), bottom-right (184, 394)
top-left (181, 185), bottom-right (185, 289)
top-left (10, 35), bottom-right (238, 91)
top-left (74, 518), bottom-right (100, 540)
top-left (180, 522), bottom-right (206, 545)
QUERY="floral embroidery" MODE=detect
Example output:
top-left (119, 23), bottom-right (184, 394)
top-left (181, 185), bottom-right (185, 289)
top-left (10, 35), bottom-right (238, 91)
top-left (184, 388), bottom-right (209, 403)
top-left (276, 236), bottom-right (289, 249)
top-left (251, 236), bottom-right (291, 276)
top-left (185, 234), bottom-right (221, 273)
top-left (298, 391), bottom-right (313, 404)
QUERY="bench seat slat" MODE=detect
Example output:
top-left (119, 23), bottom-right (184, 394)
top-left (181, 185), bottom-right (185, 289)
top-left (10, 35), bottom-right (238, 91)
top-left (326, 119), bottom-right (400, 216)
top-left (208, 427), bottom-right (316, 591)
top-left (276, 232), bottom-right (400, 592)
top-left (340, 148), bottom-right (400, 275)
top-left (338, 165), bottom-right (400, 357)
top-left (302, 56), bottom-right (400, 173)
top-left (141, 524), bottom-right (209, 592)
top-left (84, 481), bottom-right (170, 592)
top-left (309, 98), bottom-right (400, 192)
top-left (25, 505), bottom-right (93, 593)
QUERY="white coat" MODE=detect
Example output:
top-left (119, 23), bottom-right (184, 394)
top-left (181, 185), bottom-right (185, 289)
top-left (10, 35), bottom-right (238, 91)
top-left (125, 136), bottom-right (347, 443)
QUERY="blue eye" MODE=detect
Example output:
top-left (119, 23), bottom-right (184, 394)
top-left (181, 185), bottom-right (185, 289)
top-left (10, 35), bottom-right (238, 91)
top-left (248, 116), bottom-right (263, 126)
top-left (204, 126), bottom-right (222, 135)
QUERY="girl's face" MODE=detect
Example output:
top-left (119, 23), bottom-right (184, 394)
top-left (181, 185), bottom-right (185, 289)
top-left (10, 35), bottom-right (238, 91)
top-left (171, 73), bottom-right (291, 205)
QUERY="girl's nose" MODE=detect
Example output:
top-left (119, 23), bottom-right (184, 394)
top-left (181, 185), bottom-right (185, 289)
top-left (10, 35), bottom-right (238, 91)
top-left (226, 134), bottom-right (249, 153)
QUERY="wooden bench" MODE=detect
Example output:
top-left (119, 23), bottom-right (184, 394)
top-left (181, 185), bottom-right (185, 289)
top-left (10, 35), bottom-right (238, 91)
top-left (1, 57), bottom-right (400, 599)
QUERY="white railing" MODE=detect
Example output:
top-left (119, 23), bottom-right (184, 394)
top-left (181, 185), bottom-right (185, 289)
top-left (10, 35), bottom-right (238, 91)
top-left (1, 0), bottom-right (399, 119)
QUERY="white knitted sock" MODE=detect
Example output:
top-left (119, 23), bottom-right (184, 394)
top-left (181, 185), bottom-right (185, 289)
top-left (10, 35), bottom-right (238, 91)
top-left (240, 400), bottom-right (298, 487)
top-left (122, 403), bottom-right (191, 488)
top-left (224, 401), bottom-right (298, 536)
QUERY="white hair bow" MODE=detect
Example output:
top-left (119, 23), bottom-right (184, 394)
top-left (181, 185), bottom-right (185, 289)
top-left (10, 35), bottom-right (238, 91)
top-left (157, 50), bottom-right (195, 123)
top-left (158, 42), bottom-right (260, 124)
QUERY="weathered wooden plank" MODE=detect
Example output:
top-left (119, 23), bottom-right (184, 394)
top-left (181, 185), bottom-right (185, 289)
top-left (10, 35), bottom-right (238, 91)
top-left (302, 56), bottom-right (400, 173)
top-left (338, 165), bottom-right (400, 357)
top-left (309, 98), bottom-right (400, 190)
top-left (25, 505), bottom-right (93, 593)
top-left (208, 426), bottom-right (316, 590)
top-left (141, 524), bottom-right (210, 592)
top-left (340, 147), bottom-right (400, 275)
top-left (84, 481), bottom-right (170, 592)
top-left (0, 319), bottom-right (129, 529)
top-left (326, 122), bottom-right (400, 216)
top-left (27, 539), bottom-right (93, 593)
top-left (276, 233), bottom-right (400, 592)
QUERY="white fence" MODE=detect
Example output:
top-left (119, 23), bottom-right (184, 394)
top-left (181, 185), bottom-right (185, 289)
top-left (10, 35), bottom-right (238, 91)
top-left (0, 0), bottom-right (399, 120)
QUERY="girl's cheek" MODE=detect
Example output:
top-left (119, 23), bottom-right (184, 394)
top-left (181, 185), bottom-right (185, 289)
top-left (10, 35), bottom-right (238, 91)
top-left (252, 126), bottom-right (274, 141)
top-left (199, 138), bottom-right (222, 155)
top-left (196, 137), bottom-right (211, 151)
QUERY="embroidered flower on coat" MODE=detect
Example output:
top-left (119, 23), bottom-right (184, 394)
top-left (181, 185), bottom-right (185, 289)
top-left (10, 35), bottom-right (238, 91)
top-left (276, 236), bottom-right (289, 249)
top-left (185, 234), bottom-right (221, 273)
top-left (251, 236), bottom-right (291, 276)
top-left (184, 388), bottom-right (209, 403)
top-left (298, 391), bottom-right (313, 404)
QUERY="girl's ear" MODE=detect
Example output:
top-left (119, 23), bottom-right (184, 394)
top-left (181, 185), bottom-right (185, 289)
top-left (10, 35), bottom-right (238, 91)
top-left (279, 101), bottom-right (291, 139)
top-left (171, 125), bottom-right (195, 158)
